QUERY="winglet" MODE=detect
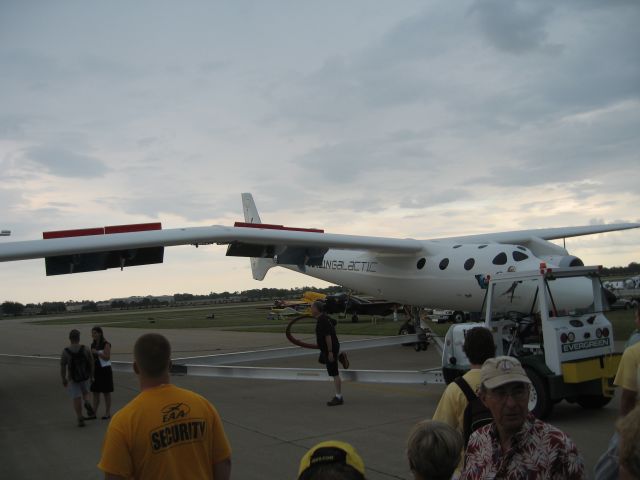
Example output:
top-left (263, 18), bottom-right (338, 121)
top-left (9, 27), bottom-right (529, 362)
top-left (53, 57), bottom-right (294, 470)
top-left (241, 193), bottom-right (275, 280)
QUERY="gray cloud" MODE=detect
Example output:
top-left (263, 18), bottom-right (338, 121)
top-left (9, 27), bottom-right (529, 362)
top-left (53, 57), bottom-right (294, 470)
top-left (295, 137), bottom-right (436, 185)
top-left (400, 190), bottom-right (471, 209)
top-left (469, 0), bottom-right (557, 54)
top-left (0, 114), bottom-right (33, 139)
top-left (24, 146), bottom-right (108, 178)
top-left (272, 0), bottom-right (640, 143)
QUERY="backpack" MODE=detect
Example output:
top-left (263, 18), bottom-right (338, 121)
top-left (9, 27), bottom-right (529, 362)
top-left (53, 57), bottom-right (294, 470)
top-left (454, 376), bottom-right (493, 446)
top-left (65, 346), bottom-right (91, 382)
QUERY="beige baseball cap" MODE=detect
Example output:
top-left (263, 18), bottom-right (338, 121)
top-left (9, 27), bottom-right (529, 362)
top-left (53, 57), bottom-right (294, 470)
top-left (481, 356), bottom-right (531, 389)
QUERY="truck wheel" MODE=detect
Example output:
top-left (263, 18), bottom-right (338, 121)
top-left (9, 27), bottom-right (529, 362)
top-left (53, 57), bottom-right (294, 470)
top-left (452, 311), bottom-right (465, 323)
top-left (525, 367), bottom-right (552, 419)
top-left (576, 395), bottom-right (612, 409)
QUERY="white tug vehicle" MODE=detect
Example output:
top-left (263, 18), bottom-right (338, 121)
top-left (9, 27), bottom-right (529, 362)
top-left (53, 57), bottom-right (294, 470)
top-left (442, 264), bottom-right (620, 418)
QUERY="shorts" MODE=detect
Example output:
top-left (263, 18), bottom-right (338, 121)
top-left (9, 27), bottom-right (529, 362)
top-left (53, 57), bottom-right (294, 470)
top-left (318, 351), bottom-right (340, 377)
top-left (67, 380), bottom-right (91, 399)
top-left (325, 360), bottom-right (339, 377)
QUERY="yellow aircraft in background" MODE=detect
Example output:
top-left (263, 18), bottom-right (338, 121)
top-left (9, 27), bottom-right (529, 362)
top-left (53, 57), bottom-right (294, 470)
top-left (268, 291), bottom-right (326, 319)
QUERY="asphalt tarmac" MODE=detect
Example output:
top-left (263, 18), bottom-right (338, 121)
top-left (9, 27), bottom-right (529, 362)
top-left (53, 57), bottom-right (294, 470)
top-left (0, 317), bottom-right (620, 479)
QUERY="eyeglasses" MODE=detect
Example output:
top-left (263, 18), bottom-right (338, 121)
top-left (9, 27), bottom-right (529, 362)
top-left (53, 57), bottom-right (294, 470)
top-left (488, 384), bottom-right (530, 401)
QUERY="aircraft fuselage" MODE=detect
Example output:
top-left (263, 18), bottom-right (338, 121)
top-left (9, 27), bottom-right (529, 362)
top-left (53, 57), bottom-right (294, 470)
top-left (296, 242), bottom-right (592, 312)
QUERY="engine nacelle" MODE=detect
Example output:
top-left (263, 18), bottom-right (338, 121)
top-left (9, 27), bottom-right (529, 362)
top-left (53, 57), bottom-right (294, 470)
top-left (539, 255), bottom-right (584, 268)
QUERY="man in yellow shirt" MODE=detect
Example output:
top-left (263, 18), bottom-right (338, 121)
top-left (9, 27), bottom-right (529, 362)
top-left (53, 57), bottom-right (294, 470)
top-left (432, 326), bottom-right (496, 476)
top-left (614, 305), bottom-right (640, 417)
top-left (432, 326), bottom-right (496, 436)
top-left (98, 333), bottom-right (232, 479)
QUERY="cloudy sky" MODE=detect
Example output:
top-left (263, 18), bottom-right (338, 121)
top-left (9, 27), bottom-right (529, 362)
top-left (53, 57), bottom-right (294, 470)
top-left (1, 1), bottom-right (639, 304)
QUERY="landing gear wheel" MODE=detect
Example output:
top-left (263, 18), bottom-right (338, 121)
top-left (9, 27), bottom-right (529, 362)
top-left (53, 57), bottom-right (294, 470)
top-left (525, 367), bottom-right (552, 419)
top-left (398, 322), bottom-right (416, 347)
top-left (576, 394), bottom-right (612, 409)
top-left (452, 311), bottom-right (465, 323)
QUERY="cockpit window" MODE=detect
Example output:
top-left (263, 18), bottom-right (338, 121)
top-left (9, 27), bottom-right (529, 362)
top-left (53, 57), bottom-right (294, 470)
top-left (453, 245), bottom-right (462, 249)
top-left (478, 245), bottom-right (488, 249)
top-left (512, 251), bottom-right (529, 261)
top-left (439, 258), bottom-right (449, 270)
top-left (464, 258), bottom-right (475, 270)
top-left (492, 252), bottom-right (507, 265)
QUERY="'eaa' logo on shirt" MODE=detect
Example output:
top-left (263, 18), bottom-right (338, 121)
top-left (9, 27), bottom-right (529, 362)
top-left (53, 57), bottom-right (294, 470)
top-left (161, 403), bottom-right (191, 423)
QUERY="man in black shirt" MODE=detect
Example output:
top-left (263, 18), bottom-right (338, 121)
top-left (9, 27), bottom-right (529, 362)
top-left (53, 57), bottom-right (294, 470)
top-left (311, 300), bottom-right (348, 406)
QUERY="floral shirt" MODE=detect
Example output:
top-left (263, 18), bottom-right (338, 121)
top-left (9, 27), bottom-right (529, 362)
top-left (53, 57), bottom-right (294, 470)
top-left (461, 414), bottom-right (585, 480)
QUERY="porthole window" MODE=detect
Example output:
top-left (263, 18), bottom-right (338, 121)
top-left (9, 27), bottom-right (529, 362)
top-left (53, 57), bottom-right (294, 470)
top-left (478, 245), bottom-right (488, 249)
top-left (439, 258), bottom-right (450, 270)
top-left (464, 258), bottom-right (475, 270)
top-left (417, 258), bottom-right (426, 270)
top-left (492, 252), bottom-right (507, 265)
top-left (512, 251), bottom-right (529, 262)
top-left (517, 246), bottom-right (527, 251)
top-left (453, 245), bottom-right (462, 249)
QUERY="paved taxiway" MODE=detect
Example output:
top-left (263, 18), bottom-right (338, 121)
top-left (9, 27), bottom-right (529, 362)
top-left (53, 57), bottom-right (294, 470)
top-left (0, 317), bottom-right (620, 479)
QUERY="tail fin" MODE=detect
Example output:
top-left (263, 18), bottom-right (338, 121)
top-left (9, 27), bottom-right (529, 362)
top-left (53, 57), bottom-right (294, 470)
top-left (241, 193), bottom-right (275, 280)
top-left (242, 192), bottom-right (262, 224)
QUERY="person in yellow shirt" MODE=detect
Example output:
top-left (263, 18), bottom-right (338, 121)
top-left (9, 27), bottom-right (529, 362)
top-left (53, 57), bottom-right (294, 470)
top-left (432, 326), bottom-right (496, 434)
top-left (432, 326), bottom-right (495, 476)
top-left (98, 333), bottom-right (231, 480)
top-left (614, 305), bottom-right (640, 417)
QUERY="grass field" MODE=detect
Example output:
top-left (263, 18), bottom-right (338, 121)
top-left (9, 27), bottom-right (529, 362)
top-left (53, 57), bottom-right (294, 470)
top-left (25, 303), bottom-right (406, 336)
top-left (19, 302), bottom-right (638, 343)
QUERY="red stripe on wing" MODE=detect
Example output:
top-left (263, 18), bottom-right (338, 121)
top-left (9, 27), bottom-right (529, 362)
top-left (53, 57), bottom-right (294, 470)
top-left (44, 222), bottom-right (162, 239)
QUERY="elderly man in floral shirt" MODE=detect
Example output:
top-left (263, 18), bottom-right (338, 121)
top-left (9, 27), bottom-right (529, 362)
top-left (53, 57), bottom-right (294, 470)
top-left (461, 356), bottom-right (585, 479)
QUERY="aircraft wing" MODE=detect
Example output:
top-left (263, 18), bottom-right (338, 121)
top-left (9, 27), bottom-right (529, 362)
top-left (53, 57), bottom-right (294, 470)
top-left (438, 222), bottom-right (640, 258)
top-left (0, 222), bottom-right (424, 275)
top-left (0, 218), bottom-right (637, 276)
top-left (440, 223), bottom-right (640, 245)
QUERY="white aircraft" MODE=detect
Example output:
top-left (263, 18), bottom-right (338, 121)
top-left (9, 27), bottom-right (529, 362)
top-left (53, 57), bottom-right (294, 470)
top-left (0, 193), bottom-right (638, 314)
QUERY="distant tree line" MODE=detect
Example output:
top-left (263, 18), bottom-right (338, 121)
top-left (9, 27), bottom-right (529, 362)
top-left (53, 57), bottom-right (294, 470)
top-left (1, 285), bottom-right (344, 317)
top-left (173, 285), bottom-right (343, 303)
top-left (601, 262), bottom-right (640, 277)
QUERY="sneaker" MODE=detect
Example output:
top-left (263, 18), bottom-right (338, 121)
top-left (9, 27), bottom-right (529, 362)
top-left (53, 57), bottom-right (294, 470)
top-left (338, 352), bottom-right (350, 369)
top-left (327, 396), bottom-right (344, 407)
top-left (77, 417), bottom-right (85, 427)
top-left (84, 401), bottom-right (95, 418)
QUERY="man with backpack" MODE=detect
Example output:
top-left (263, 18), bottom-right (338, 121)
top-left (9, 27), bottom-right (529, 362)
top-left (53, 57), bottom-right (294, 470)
top-left (432, 326), bottom-right (496, 475)
top-left (60, 329), bottom-right (95, 427)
